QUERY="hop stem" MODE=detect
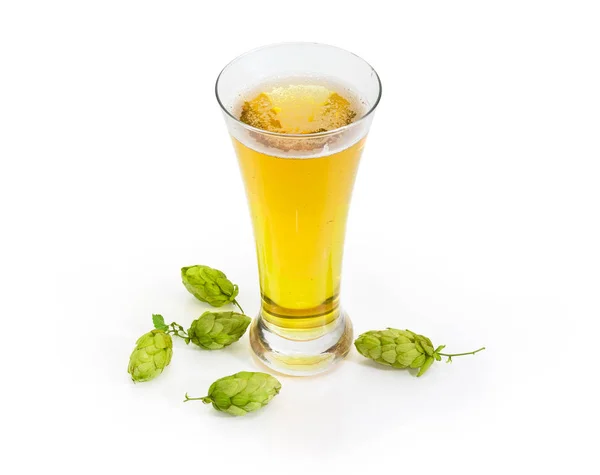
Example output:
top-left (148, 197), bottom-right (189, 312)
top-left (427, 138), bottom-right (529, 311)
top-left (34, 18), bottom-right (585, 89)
top-left (183, 393), bottom-right (212, 404)
top-left (438, 347), bottom-right (486, 358)
top-left (438, 346), bottom-right (485, 363)
top-left (233, 300), bottom-right (245, 314)
top-left (167, 322), bottom-right (189, 339)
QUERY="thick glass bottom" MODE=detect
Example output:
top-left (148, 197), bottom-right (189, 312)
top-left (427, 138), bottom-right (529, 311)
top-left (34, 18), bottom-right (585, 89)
top-left (249, 309), bottom-right (353, 376)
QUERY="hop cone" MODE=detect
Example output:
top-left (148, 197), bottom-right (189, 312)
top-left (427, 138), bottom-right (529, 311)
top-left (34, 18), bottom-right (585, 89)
top-left (127, 330), bottom-right (173, 382)
top-left (355, 328), bottom-right (439, 377)
top-left (181, 265), bottom-right (239, 308)
top-left (186, 311), bottom-right (251, 350)
top-left (186, 371), bottom-right (281, 416)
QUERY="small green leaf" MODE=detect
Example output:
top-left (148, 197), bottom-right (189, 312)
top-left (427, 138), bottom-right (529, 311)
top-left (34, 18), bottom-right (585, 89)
top-left (152, 314), bottom-right (168, 331)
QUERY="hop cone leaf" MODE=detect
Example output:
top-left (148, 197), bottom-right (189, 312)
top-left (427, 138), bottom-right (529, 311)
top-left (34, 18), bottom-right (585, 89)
top-left (186, 371), bottom-right (281, 416)
top-left (186, 311), bottom-right (251, 350)
top-left (181, 265), bottom-right (239, 308)
top-left (127, 329), bottom-right (173, 382)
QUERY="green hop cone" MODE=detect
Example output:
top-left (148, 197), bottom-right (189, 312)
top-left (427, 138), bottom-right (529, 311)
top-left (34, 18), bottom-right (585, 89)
top-left (127, 328), bottom-right (173, 382)
top-left (355, 328), bottom-right (485, 377)
top-left (184, 371), bottom-right (281, 416)
top-left (181, 265), bottom-right (244, 313)
top-left (186, 311), bottom-right (251, 350)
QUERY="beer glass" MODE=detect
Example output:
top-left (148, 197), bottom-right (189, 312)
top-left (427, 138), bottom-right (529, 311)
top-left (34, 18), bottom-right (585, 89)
top-left (216, 43), bottom-right (381, 375)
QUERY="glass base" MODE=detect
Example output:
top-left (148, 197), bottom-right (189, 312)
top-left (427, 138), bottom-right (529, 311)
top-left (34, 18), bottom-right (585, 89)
top-left (249, 310), bottom-right (353, 376)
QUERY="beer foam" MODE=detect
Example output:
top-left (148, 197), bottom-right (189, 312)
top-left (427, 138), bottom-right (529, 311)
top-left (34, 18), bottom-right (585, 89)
top-left (227, 76), bottom-right (370, 158)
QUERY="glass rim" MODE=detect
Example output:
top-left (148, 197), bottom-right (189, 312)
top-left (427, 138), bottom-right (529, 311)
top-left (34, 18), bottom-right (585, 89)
top-left (214, 42), bottom-right (382, 139)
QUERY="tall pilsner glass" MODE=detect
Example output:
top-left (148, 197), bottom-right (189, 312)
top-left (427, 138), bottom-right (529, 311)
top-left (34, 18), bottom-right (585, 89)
top-left (216, 43), bottom-right (381, 375)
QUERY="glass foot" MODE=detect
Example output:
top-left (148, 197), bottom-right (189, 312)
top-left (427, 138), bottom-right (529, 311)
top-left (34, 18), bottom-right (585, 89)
top-left (249, 310), bottom-right (353, 376)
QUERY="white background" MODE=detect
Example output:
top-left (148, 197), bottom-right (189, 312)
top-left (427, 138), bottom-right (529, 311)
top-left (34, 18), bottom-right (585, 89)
top-left (1, 1), bottom-right (599, 473)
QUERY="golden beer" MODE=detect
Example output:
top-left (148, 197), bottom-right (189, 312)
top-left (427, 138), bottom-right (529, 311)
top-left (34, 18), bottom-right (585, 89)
top-left (233, 83), bottom-right (365, 331)
top-left (216, 43), bottom-right (380, 374)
